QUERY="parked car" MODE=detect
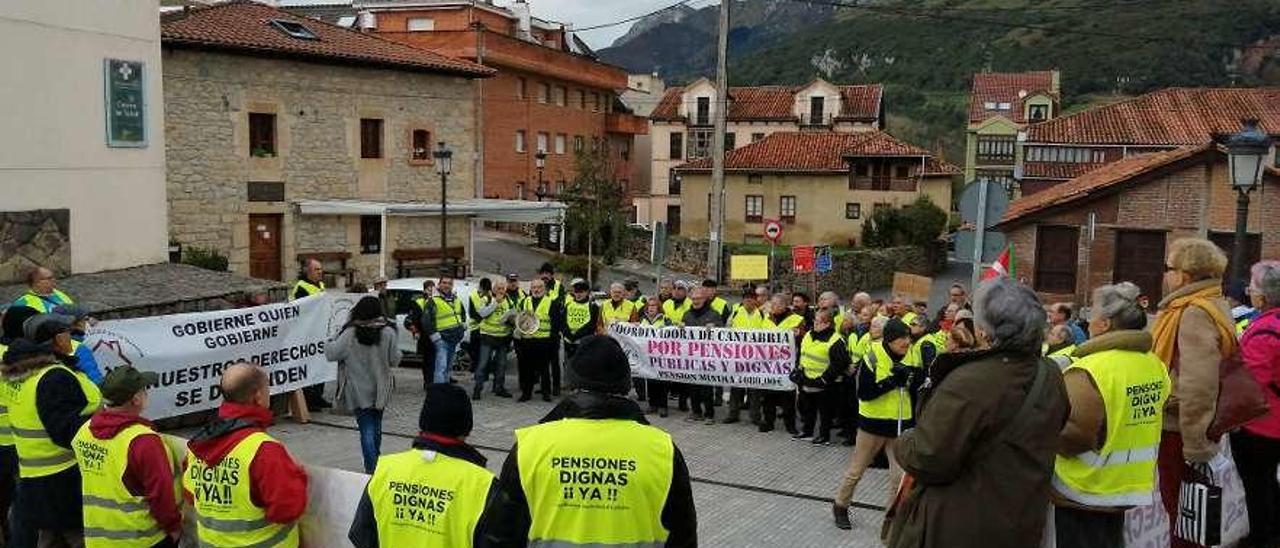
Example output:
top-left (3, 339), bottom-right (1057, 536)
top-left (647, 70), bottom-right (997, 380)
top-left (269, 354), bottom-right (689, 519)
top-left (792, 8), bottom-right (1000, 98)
top-left (383, 277), bottom-right (475, 364)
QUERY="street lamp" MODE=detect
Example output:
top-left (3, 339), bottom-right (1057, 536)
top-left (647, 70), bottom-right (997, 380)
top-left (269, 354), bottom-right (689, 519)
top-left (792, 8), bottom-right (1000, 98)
top-left (1225, 119), bottom-right (1269, 285)
top-left (433, 141), bottom-right (453, 266)
top-left (534, 149), bottom-right (547, 202)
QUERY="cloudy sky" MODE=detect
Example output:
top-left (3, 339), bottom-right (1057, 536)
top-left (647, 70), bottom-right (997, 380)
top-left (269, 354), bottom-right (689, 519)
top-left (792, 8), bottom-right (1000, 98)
top-left (521, 0), bottom-right (707, 48)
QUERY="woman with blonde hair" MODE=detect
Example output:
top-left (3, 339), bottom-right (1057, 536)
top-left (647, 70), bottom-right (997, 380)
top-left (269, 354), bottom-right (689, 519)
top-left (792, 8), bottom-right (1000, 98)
top-left (1150, 238), bottom-right (1234, 547)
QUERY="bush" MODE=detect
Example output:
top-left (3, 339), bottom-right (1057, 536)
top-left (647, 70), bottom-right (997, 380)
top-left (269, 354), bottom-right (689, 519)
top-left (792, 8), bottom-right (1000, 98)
top-left (861, 196), bottom-right (948, 249)
top-left (182, 246), bottom-right (229, 272)
top-left (551, 255), bottom-right (607, 283)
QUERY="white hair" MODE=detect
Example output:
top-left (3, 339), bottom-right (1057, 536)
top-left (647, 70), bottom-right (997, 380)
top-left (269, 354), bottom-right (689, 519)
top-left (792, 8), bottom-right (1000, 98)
top-left (972, 277), bottom-right (1046, 353)
top-left (609, 282), bottom-right (625, 291)
top-left (1091, 282), bottom-right (1146, 330)
top-left (1251, 261), bottom-right (1280, 308)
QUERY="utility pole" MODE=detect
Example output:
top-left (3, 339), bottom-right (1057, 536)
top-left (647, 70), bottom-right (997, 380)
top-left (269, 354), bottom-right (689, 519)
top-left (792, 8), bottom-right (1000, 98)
top-left (706, 0), bottom-right (730, 281)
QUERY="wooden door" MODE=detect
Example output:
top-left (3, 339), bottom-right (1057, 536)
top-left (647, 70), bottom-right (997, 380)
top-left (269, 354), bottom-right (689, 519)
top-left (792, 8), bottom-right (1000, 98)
top-left (1114, 230), bottom-right (1166, 301)
top-left (1209, 231), bottom-right (1261, 285)
top-left (249, 214), bottom-right (282, 281)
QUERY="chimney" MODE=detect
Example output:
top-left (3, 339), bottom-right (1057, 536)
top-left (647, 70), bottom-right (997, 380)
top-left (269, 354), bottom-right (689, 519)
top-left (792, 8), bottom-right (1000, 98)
top-left (357, 10), bottom-right (376, 31)
top-left (512, 0), bottom-right (533, 41)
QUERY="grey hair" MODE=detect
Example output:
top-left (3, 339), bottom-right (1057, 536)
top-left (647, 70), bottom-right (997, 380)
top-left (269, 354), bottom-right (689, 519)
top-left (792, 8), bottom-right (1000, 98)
top-left (870, 315), bottom-right (889, 330)
top-left (1092, 282), bottom-right (1147, 330)
top-left (820, 291), bottom-right (839, 304)
top-left (1251, 261), bottom-right (1280, 308)
top-left (609, 282), bottom-right (625, 291)
top-left (972, 277), bottom-right (1046, 353)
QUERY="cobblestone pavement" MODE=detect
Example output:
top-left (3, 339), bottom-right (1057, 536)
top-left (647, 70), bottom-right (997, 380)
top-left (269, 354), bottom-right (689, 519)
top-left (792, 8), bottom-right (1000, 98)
top-left (268, 366), bottom-right (894, 547)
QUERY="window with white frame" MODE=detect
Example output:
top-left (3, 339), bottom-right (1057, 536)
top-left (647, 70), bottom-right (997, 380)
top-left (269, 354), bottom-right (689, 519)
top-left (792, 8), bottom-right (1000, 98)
top-left (515, 130), bottom-right (526, 153)
top-left (406, 17), bottom-right (434, 31)
top-left (555, 134), bottom-right (566, 155)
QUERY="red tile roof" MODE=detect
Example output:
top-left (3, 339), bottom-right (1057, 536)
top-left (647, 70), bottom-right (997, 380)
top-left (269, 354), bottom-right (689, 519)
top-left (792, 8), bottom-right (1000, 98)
top-left (161, 1), bottom-right (494, 77)
top-left (1026, 87), bottom-right (1280, 145)
top-left (650, 84), bottom-right (883, 122)
top-left (998, 144), bottom-right (1214, 227)
top-left (968, 71), bottom-right (1058, 124)
top-left (676, 131), bottom-right (955, 174)
top-left (1021, 161), bottom-right (1108, 180)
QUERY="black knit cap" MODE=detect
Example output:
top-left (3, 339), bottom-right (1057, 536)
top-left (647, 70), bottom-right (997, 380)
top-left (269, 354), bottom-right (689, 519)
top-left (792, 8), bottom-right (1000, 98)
top-left (567, 335), bottom-right (632, 395)
top-left (883, 318), bottom-right (911, 343)
top-left (419, 384), bottom-right (473, 437)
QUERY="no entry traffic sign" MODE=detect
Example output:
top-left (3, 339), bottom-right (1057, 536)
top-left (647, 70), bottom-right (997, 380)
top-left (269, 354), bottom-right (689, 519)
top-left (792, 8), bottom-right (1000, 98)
top-left (763, 220), bottom-right (783, 243)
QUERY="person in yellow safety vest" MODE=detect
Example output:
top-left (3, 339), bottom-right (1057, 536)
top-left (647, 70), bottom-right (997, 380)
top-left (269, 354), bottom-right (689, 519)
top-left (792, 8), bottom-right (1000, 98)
top-left (889, 294), bottom-right (917, 327)
top-left (475, 336), bottom-right (697, 548)
top-left (832, 318), bottom-right (920, 530)
top-left (473, 279), bottom-right (516, 401)
top-left (817, 292), bottom-right (844, 337)
top-left (73, 365), bottom-right (183, 547)
top-left (906, 315), bottom-right (941, 372)
top-left (1052, 282), bottom-right (1171, 547)
top-left (0, 305), bottom-right (41, 543)
top-left (624, 279), bottom-right (646, 311)
top-left (600, 282), bottom-right (638, 327)
top-left (1044, 324), bottom-right (1078, 369)
top-left (702, 279), bottom-right (731, 323)
top-left (406, 280), bottom-right (438, 390)
top-left (293, 259), bottom-right (331, 409)
top-left (183, 363), bottom-right (308, 548)
top-left (12, 267), bottom-right (74, 314)
top-left (791, 308), bottom-right (852, 450)
top-left (422, 275), bottom-right (467, 386)
top-left (836, 304), bottom-right (877, 447)
top-left (516, 279), bottom-right (559, 403)
top-left (662, 281), bottom-right (693, 326)
top-left (556, 279), bottom-right (601, 374)
top-left (537, 263), bottom-right (564, 302)
top-left (638, 296), bottom-right (674, 418)
top-left (349, 384), bottom-right (496, 548)
top-left (4, 314), bottom-right (103, 545)
top-left (724, 286), bottom-right (767, 426)
top-left (657, 279), bottom-right (674, 304)
top-left (504, 273), bottom-right (527, 304)
top-left (760, 294), bottom-right (803, 434)
top-left (466, 278), bottom-right (495, 372)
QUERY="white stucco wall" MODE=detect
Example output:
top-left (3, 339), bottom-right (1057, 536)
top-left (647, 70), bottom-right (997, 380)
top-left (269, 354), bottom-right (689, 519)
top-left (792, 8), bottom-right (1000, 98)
top-left (0, 0), bottom-right (168, 273)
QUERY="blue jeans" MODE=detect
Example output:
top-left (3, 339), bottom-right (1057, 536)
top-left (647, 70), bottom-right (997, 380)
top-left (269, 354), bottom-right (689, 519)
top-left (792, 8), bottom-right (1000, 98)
top-left (433, 337), bottom-right (459, 384)
top-left (475, 339), bottom-right (510, 393)
top-left (354, 408), bottom-right (383, 474)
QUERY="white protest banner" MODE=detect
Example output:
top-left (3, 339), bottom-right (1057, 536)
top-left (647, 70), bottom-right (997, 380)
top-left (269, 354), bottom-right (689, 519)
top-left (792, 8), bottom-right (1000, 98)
top-left (85, 293), bottom-right (355, 420)
top-left (608, 323), bottom-right (795, 391)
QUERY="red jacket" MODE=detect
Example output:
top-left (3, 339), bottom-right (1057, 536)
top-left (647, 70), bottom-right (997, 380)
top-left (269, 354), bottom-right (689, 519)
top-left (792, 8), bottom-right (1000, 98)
top-left (87, 409), bottom-right (183, 537)
top-left (1242, 308), bottom-right (1280, 439)
top-left (184, 402), bottom-right (308, 524)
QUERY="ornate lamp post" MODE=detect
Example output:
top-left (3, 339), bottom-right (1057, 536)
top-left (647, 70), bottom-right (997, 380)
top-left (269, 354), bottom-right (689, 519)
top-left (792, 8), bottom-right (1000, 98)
top-left (433, 141), bottom-right (453, 264)
top-left (534, 149), bottom-right (547, 202)
top-left (1225, 119), bottom-right (1269, 285)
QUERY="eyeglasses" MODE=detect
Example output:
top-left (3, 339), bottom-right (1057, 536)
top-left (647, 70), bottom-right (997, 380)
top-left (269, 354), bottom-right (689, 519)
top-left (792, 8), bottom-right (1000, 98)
top-left (1164, 264), bottom-right (1177, 272)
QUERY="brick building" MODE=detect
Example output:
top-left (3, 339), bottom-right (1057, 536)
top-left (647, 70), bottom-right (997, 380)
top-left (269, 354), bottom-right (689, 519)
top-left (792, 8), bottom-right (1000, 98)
top-left (964, 71), bottom-right (1059, 196)
top-left (645, 79), bottom-right (884, 233)
top-left (351, 0), bottom-right (647, 202)
top-left (1017, 87), bottom-right (1280, 195)
top-left (162, 1), bottom-right (496, 284)
top-left (996, 144), bottom-right (1280, 305)
top-left (675, 131), bottom-right (957, 246)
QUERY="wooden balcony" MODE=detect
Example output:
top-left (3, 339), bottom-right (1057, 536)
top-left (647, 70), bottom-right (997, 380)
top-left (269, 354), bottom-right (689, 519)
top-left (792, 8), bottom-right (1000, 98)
top-left (849, 177), bottom-right (919, 192)
top-left (605, 112), bottom-right (649, 135)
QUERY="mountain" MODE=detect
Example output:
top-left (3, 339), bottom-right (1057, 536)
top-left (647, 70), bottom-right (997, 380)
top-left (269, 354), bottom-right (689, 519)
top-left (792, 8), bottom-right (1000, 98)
top-left (597, 0), bottom-right (836, 82)
top-left (605, 0), bottom-right (1280, 172)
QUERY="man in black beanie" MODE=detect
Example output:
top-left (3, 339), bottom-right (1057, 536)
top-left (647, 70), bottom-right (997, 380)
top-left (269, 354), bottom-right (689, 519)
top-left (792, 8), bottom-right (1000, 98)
top-left (350, 384), bottom-right (496, 548)
top-left (476, 336), bottom-right (697, 548)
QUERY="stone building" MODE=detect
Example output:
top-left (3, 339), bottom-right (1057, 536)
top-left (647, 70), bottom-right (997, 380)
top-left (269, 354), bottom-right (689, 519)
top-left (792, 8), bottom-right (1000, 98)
top-left (675, 131), bottom-right (957, 246)
top-left (964, 71), bottom-right (1059, 196)
top-left (161, 1), bottom-right (495, 284)
top-left (996, 144), bottom-right (1279, 305)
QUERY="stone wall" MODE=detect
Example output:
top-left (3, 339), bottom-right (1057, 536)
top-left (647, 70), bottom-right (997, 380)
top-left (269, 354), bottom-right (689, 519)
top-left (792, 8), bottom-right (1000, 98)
top-left (621, 227), bottom-right (941, 294)
top-left (164, 50), bottom-right (478, 285)
top-left (0, 209), bottom-right (70, 284)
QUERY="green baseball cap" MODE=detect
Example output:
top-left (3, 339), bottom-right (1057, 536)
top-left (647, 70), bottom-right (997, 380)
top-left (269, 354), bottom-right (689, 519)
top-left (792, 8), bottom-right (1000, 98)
top-left (101, 366), bottom-right (159, 406)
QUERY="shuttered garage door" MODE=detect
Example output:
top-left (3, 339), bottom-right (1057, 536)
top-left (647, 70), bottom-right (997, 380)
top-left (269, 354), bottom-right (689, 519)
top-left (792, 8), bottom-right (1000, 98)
top-left (1114, 230), bottom-right (1166, 301)
top-left (1035, 226), bottom-right (1080, 294)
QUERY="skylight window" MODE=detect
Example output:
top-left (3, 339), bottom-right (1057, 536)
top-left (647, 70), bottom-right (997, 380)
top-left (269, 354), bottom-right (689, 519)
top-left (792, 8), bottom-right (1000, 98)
top-left (269, 19), bottom-right (318, 40)
top-left (983, 101), bottom-right (997, 110)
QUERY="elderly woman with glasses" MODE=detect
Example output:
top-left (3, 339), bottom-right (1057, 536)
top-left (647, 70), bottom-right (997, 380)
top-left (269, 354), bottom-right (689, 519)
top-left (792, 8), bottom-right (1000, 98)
top-left (1233, 260), bottom-right (1280, 548)
top-left (884, 277), bottom-right (1069, 548)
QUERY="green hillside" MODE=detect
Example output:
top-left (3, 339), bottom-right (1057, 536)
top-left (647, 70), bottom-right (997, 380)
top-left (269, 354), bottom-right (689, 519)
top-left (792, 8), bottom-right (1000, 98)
top-left (728, 0), bottom-right (1280, 164)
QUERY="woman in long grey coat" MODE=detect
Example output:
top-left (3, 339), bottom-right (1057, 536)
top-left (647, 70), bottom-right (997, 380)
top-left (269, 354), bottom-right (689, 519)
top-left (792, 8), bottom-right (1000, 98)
top-left (325, 295), bottom-right (400, 473)
top-left (887, 277), bottom-right (1070, 548)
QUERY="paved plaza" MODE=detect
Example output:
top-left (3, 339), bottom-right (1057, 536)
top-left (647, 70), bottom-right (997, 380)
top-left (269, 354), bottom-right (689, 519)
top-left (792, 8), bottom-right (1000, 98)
top-left (272, 366), bottom-right (895, 546)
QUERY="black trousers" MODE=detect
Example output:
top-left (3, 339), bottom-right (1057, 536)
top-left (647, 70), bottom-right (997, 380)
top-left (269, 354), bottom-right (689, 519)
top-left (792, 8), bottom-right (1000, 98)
top-left (1232, 430), bottom-right (1280, 548)
top-left (760, 390), bottom-right (796, 431)
top-left (726, 388), bottom-right (760, 422)
top-left (416, 334), bottom-right (436, 388)
top-left (1054, 506), bottom-right (1124, 548)
top-left (517, 339), bottom-right (557, 397)
top-left (797, 389), bottom-right (835, 437)
top-left (550, 343), bottom-right (563, 395)
top-left (835, 377), bottom-right (858, 437)
top-left (647, 380), bottom-right (669, 410)
top-left (689, 385), bottom-right (715, 419)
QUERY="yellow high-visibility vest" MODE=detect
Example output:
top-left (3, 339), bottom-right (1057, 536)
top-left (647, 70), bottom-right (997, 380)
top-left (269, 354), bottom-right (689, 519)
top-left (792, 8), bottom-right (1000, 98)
top-left (764, 313), bottom-right (803, 331)
top-left (367, 449), bottom-right (495, 547)
top-left (563, 299), bottom-right (594, 336)
top-left (516, 419), bottom-right (673, 546)
top-left (600, 300), bottom-right (636, 325)
top-left (468, 293), bottom-right (488, 332)
top-left (906, 336), bottom-right (938, 369)
top-left (183, 432), bottom-right (299, 548)
top-left (545, 279), bottom-right (564, 301)
top-left (847, 332), bottom-right (872, 363)
top-left (14, 289), bottom-right (75, 314)
top-left (11, 364), bottom-right (101, 477)
top-left (1053, 347), bottom-right (1170, 508)
top-left (478, 297), bottom-right (513, 338)
top-left (662, 299), bottom-right (692, 326)
top-left (73, 421), bottom-right (178, 548)
top-left (431, 296), bottom-right (465, 331)
top-left (709, 297), bottom-right (728, 318)
top-left (1047, 344), bottom-right (1078, 368)
top-left (799, 332), bottom-right (842, 380)
top-left (520, 296), bottom-right (555, 339)
top-left (291, 280), bottom-right (323, 301)
top-left (729, 307), bottom-right (765, 330)
top-left (859, 341), bottom-right (921, 422)
top-left (0, 343), bottom-right (13, 447)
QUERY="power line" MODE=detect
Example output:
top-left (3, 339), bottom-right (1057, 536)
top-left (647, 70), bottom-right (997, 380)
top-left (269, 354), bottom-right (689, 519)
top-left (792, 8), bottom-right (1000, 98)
top-left (571, 0), bottom-right (702, 32)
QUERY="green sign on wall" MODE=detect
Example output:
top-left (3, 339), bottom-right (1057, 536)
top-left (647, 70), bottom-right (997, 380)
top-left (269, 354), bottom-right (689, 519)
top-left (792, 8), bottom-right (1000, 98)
top-left (104, 58), bottom-right (146, 148)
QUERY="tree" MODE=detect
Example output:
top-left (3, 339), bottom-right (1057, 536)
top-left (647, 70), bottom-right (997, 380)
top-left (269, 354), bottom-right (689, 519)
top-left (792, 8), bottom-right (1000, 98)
top-left (562, 140), bottom-right (628, 287)
top-left (861, 195), bottom-right (947, 249)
